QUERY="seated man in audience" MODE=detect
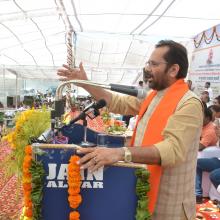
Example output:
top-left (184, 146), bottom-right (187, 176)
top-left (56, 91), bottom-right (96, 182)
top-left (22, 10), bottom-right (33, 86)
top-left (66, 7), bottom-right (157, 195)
top-left (213, 96), bottom-right (220, 107)
top-left (195, 157), bottom-right (220, 203)
top-left (200, 91), bottom-right (211, 107)
top-left (208, 105), bottom-right (220, 143)
top-left (199, 106), bottom-right (218, 151)
top-left (187, 79), bottom-right (195, 91)
top-left (208, 105), bottom-right (220, 122)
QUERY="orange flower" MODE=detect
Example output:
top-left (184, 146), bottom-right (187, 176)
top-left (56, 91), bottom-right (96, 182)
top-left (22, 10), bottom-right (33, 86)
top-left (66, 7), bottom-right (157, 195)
top-left (70, 201), bottom-right (81, 209)
top-left (23, 183), bottom-right (32, 191)
top-left (68, 181), bottom-right (81, 188)
top-left (68, 194), bottom-right (82, 203)
top-left (69, 155), bottom-right (80, 164)
top-left (69, 211), bottom-right (80, 220)
top-left (23, 167), bottom-right (31, 174)
top-left (23, 172), bottom-right (32, 179)
top-left (68, 168), bottom-right (80, 176)
top-left (23, 155), bottom-right (32, 169)
top-left (24, 155), bottom-right (32, 164)
top-left (24, 200), bottom-right (32, 209)
top-left (24, 197), bottom-right (32, 207)
top-left (114, 120), bottom-right (121, 126)
top-left (68, 173), bottom-right (81, 181)
top-left (104, 119), bottom-right (111, 126)
top-left (24, 190), bottom-right (31, 198)
top-left (25, 145), bottom-right (32, 155)
top-left (68, 164), bottom-right (80, 172)
top-left (68, 187), bottom-right (80, 195)
top-left (24, 207), bottom-right (33, 217)
top-left (23, 162), bottom-right (30, 169)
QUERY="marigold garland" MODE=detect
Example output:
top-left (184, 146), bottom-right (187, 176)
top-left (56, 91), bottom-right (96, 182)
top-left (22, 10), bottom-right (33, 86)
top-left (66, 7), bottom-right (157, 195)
top-left (20, 145), bottom-right (45, 220)
top-left (68, 155), bottom-right (82, 220)
top-left (22, 145), bottom-right (33, 219)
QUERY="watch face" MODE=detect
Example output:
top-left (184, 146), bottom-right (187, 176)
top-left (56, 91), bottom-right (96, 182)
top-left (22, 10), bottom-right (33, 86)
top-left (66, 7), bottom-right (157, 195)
top-left (125, 152), bottom-right (132, 162)
top-left (127, 154), bottom-right (132, 162)
top-left (123, 147), bottom-right (132, 162)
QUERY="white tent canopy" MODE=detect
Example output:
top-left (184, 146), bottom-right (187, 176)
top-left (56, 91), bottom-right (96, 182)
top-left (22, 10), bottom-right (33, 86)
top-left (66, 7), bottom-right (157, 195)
top-left (0, 0), bottom-right (220, 84)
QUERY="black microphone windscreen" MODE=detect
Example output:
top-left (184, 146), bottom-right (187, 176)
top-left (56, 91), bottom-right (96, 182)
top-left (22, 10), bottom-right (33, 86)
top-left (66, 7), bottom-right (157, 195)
top-left (95, 99), bottom-right (107, 109)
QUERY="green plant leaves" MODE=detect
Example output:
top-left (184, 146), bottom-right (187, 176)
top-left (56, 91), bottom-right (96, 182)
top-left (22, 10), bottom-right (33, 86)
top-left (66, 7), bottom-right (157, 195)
top-left (29, 159), bottom-right (45, 220)
top-left (135, 168), bottom-right (151, 220)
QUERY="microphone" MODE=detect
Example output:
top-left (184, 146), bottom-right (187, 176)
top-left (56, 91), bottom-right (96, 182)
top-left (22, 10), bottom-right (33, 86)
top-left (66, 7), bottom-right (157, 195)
top-left (68, 99), bottom-right (107, 126)
top-left (109, 83), bottom-right (147, 99)
top-left (63, 80), bottom-right (147, 99)
top-left (109, 83), bottom-right (137, 90)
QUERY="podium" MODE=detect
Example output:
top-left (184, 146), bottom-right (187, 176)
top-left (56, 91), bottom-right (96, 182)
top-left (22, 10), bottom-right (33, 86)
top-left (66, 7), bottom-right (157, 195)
top-left (33, 124), bottom-right (143, 220)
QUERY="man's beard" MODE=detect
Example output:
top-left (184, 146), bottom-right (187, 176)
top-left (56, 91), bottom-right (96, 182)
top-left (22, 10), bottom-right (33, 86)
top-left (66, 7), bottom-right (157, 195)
top-left (148, 80), bottom-right (167, 91)
top-left (148, 71), bottom-right (169, 91)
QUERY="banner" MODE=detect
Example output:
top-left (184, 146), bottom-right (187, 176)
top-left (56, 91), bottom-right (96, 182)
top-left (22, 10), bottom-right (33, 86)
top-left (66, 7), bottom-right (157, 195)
top-left (188, 24), bottom-right (220, 97)
top-left (37, 148), bottom-right (137, 220)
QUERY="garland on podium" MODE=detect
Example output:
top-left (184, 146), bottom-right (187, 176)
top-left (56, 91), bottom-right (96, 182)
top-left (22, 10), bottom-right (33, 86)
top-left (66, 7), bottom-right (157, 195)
top-left (28, 124), bottom-right (149, 220)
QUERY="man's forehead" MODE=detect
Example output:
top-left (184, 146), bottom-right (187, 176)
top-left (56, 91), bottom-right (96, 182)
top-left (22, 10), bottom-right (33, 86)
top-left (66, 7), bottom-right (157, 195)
top-left (149, 46), bottom-right (169, 60)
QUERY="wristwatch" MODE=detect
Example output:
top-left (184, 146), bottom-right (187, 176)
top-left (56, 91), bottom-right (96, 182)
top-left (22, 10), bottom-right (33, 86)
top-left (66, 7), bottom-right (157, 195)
top-left (123, 147), bottom-right (132, 163)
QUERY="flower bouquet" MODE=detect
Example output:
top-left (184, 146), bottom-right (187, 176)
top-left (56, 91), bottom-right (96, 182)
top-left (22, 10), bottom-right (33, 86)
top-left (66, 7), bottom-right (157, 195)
top-left (101, 110), bottom-right (127, 135)
top-left (105, 118), bottom-right (127, 135)
top-left (2, 107), bottom-right (50, 178)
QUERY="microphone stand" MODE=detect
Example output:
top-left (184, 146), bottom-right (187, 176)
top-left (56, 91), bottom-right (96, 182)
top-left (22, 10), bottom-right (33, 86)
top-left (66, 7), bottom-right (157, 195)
top-left (80, 112), bottom-right (96, 147)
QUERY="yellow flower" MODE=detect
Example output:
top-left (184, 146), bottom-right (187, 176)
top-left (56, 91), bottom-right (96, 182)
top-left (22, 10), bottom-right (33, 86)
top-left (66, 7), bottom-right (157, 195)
top-left (1, 135), bottom-right (7, 141)
top-left (24, 217), bottom-right (32, 220)
top-left (22, 176), bottom-right (32, 183)
top-left (10, 143), bottom-right (16, 149)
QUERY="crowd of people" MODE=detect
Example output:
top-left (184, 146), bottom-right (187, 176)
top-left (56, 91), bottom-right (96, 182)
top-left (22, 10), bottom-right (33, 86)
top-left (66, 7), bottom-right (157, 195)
top-left (185, 80), bottom-right (220, 204)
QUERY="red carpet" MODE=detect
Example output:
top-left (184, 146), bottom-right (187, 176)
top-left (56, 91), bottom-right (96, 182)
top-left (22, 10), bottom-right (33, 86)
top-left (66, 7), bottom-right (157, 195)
top-left (0, 141), bottom-right (220, 220)
top-left (196, 199), bottom-right (220, 220)
top-left (0, 141), bottom-right (23, 219)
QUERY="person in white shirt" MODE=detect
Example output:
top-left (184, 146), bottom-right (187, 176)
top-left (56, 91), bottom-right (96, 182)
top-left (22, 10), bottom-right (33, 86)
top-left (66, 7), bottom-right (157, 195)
top-left (205, 82), bottom-right (213, 102)
top-left (200, 91), bottom-right (211, 107)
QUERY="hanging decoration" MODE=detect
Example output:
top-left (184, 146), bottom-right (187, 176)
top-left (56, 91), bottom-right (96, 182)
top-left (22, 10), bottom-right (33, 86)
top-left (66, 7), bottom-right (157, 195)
top-left (194, 26), bottom-right (220, 48)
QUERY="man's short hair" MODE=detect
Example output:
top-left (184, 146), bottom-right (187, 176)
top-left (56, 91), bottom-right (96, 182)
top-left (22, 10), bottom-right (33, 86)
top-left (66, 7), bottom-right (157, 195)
top-left (205, 82), bottom-right (211, 86)
top-left (155, 40), bottom-right (188, 79)
top-left (202, 101), bottom-right (212, 120)
top-left (204, 107), bottom-right (213, 121)
top-left (139, 80), bottom-right (143, 86)
top-left (201, 91), bottom-right (209, 95)
top-left (208, 105), bottom-right (220, 113)
top-left (214, 96), bottom-right (220, 105)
